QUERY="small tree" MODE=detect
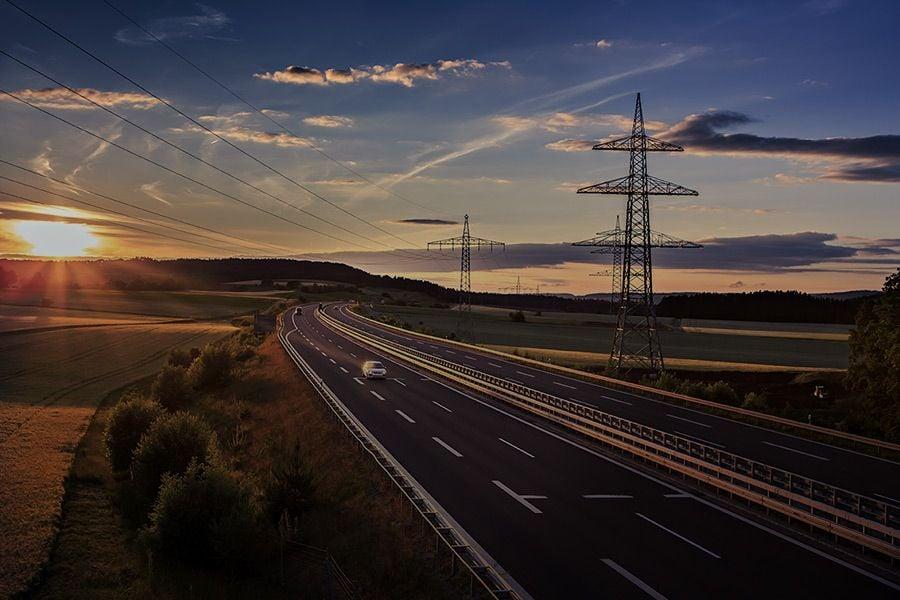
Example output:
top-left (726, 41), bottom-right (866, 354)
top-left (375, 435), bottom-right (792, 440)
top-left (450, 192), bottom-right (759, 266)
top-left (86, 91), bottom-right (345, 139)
top-left (132, 412), bottom-right (213, 501)
top-left (167, 348), bottom-right (196, 369)
top-left (189, 344), bottom-right (234, 390)
top-left (151, 365), bottom-right (193, 411)
top-left (104, 397), bottom-right (164, 471)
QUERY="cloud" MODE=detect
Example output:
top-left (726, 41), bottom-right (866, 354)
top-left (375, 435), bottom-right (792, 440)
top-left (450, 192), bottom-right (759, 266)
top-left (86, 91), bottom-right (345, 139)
top-left (595, 39), bottom-right (613, 49)
top-left (30, 144), bottom-right (54, 176)
top-left (800, 78), bottom-right (829, 87)
top-left (658, 204), bottom-right (775, 216)
top-left (139, 181), bottom-right (172, 206)
top-left (254, 59), bottom-right (510, 88)
top-left (307, 178), bottom-right (364, 186)
top-left (392, 218), bottom-right (459, 225)
top-left (1, 87), bottom-right (160, 110)
top-left (171, 125), bottom-right (313, 148)
top-left (115, 4), bottom-right (231, 44)
top-left (305, 231), bottom-right (898, 275)
top-left (544, 139), bottom-right (598, 152)
top-left (661, 110), bottom-right (900, 182)
top-left (303, 115), bottom-right (354, 128)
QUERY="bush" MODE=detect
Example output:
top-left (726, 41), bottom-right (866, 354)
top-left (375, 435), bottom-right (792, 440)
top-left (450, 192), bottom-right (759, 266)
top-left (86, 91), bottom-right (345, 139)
top-left (167, 348), bottom-right (197, 369)
top-left (743, 392), bottom-right (768, 411)
top-left (263, 439), bottom-right (315, 525)
top-left (151, 365), bottom-right (193, 411)
top-left (144, 462), bottom-right (264, 571)
top-left (509, 310), bottom-right (526, 323)
top-left (104, 397), bottom-right (165, 471)
top-left (189, 344), bottom-right (235, 390)
top-left (706, 380), bottom-right (740, 406)
top-left (132, 412), bottom-right (213, 501)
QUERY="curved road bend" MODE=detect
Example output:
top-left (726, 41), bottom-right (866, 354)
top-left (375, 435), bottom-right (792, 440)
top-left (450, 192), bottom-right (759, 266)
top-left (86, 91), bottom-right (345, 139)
top-left (283, 305), bottom-right (898, 599)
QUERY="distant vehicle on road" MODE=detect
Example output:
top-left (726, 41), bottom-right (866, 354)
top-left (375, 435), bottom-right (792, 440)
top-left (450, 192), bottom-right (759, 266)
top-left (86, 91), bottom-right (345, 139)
top-left (362, 361), bottom-right (387, 379)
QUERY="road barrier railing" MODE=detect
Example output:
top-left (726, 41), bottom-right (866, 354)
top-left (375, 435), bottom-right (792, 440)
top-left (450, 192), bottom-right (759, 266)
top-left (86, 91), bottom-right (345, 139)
top-left (279, 312), bottom-right (521, 599)
top-left (318, 307), bottom-right (900, 561)
top-left (345, 304), bottom-right (900, 460)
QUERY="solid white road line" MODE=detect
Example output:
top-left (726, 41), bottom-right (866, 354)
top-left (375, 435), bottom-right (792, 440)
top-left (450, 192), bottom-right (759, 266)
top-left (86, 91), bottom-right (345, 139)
top-left (370, 391), bottom-right (386, 401)
top-left (432, 401), bottom-right (453, 413)
top-left (488, 362), bottom-right (504, 368)
top-left (601, 559), bottom-right (668, 600)
top-left (635, 513), bottom-right (721, 559)
top-left (674, 430), bottom-right (726, 449)
top-left (353, 377), bottom-right (366, 386)
top-left (492, 480), bottom-right (545, 514)
top-left (433, 437), bottom-right (463, 457)
top-left (339, 367), bottom-right (349, 374)
top-left (553, 381), bottom-right (577, 390)
top-left (515, 370), bottom-right (535, 378)
top-left (395, 409), bottom-right (416, 424)
top-left (600, 395), bottom-right (633, 406)
top-left (666, 413), bottom-right (712, 429)
top-left (583, 494), bottom-right (633, 499)
top-left (498, 437), bottom-right (535, 458)
top-left (762, 441), bottom-right (829, 461)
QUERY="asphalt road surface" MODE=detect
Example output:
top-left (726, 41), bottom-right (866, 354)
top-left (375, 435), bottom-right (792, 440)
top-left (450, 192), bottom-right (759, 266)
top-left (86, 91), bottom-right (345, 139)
top-left (283, 304), bottom-right (898, 599)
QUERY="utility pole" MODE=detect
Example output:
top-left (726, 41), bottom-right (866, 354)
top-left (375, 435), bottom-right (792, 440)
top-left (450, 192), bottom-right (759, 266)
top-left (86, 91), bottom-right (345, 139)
top-left (428, 214), bottom-right (504, 339)
top-left (574, 93), bottom-right (700, 373)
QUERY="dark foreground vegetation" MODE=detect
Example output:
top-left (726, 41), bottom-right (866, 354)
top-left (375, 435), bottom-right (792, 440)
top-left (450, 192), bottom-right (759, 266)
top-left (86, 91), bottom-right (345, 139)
top-left (31, 321), bottom-right (461, 599)
top-left (1, 258), bottom-right (877, 323)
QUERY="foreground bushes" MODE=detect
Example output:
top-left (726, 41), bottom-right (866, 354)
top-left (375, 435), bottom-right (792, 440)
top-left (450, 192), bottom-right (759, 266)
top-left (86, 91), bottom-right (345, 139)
top-left (144, 462), bottom-right (264, 571)
top-left (132, 412), bottom-right (214, 499)
top-left (151, 365), bottom-right (193, 410)
top-left (644, 372), bottom-right (741, 407)
top-left (104, 397), bottom-right (165, 471)
top-left (189, 344), bottom-right (235, 390)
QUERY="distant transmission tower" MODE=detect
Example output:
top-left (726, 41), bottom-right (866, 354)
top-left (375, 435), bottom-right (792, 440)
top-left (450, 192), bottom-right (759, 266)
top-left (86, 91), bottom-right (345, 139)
top-left (575, 93), bottom-right (700, 372)
top-left (428, 214), bottom-right (504, 339)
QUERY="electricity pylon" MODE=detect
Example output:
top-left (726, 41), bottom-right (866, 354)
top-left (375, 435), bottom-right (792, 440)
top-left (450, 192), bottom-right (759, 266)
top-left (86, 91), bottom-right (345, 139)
top-left (428, 214), bottom-right (504, 339)
top-left (499, 276), bottom-right (538, 295)
top-left (575, 93), bottom-right (700, 373)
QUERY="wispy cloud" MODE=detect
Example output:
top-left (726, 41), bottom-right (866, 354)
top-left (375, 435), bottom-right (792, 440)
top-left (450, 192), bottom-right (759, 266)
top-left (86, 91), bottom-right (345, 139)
top-left (303, 115), bottom-right (354, 128)
top-left (171, 124), bottom-right (313, 148)
top-left (115, 4), bottom-right (232, 44)
top-left (1, 87), bottom-right (160, 110)
top-left (139, 181), bottom-right (172, 206)
top-left (255, 59), bottom-right (511, 88)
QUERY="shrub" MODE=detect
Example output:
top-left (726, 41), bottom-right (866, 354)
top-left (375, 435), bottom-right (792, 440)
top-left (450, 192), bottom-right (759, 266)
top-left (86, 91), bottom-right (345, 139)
top-left (705, 380), bottom-right (740, 406)
top-left (144, 462), bottom-right (264, 571)
top-left (509, 310), bottom-right (526, 323)
top-left (189, 344), bottom-right (235, 390)
top-left (151, 365), bottom-right (193, 411)
top-left (263, 439), bottom-right (315, 525)
top-left (743, 392), bottom-right (768, 411)
top-left (167, 348), bottom-right (195, 369)
top-left (132, 412), bottom-right (213, 501)
top-left (104, 397), bottom-right (165, 471)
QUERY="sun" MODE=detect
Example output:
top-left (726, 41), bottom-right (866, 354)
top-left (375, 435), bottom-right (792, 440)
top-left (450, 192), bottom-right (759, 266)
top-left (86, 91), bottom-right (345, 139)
top-left (15, 220), bottom-right (98, 257)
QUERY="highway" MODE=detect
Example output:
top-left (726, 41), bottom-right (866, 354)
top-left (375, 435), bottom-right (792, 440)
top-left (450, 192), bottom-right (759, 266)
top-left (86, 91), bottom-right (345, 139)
top-left (283, 304), bottom-right (899, 599)
top-left (329, 304), bottom-right (900, 504)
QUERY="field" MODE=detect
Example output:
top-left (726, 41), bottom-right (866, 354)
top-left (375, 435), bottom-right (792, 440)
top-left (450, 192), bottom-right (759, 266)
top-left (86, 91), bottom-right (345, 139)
top-left (367, 304), bottom-right (850, 370)
top-left (0, 292), bottom-right (261, 598)
top-left (0, 288), bottom-right (278, 319)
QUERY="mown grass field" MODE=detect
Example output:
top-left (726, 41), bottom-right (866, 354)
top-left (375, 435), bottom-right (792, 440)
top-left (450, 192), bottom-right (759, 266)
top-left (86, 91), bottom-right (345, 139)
top-left (0, 288), bottom-right (277, 319)
top-left (368, 304), bottom-right (850, 370)
top-left (0, 296), bottom-right (252, 598)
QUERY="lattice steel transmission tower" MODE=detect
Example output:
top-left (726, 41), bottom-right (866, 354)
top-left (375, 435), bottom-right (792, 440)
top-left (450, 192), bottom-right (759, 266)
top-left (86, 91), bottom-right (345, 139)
top-left (575, 93), bottom-right (700, 372)
top-left (428, 214), bottom-right (504, 339)
top-left (499, 276), bottom-right (538, 295)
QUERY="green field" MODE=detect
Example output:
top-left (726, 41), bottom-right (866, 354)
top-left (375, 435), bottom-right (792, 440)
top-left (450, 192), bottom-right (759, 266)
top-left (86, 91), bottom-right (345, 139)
top-left (0, 288), bottom-right (278, 319)
top-left (367, 304), bottom-right (850, 370)
top-left (0, 293), bottom-right (261, 598)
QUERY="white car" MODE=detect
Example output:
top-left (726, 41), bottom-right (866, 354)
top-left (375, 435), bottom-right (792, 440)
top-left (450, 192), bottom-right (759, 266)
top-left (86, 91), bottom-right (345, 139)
top-left (362, 360), bottom-right (387, 379)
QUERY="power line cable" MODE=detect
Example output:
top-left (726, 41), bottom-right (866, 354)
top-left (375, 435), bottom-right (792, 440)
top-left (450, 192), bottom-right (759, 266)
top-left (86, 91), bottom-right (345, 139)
top-left (5, 0), bottom-right (442, 256)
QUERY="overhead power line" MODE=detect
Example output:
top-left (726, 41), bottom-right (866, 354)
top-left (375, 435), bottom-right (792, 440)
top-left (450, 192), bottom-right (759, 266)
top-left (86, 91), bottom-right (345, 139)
top-left (4, 0), bottom-right (440, 256)
top-left (0, 160), bottom-right (305, 257)
top-left (102, 0), bottom-right (452, 222)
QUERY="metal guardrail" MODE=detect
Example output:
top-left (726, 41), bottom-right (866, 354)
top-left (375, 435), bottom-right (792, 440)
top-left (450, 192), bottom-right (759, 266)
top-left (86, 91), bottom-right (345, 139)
top-left (319, 307), bottom-right (900, 560)
top-left (347, 304), bottom-right (900, 459)
top-left (278, 312), bottom-right (521, 599)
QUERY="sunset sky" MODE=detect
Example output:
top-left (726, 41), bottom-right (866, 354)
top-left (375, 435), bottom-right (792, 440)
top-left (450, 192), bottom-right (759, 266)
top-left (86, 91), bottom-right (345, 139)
top-left (1, 0), bottom-right (898, 293)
